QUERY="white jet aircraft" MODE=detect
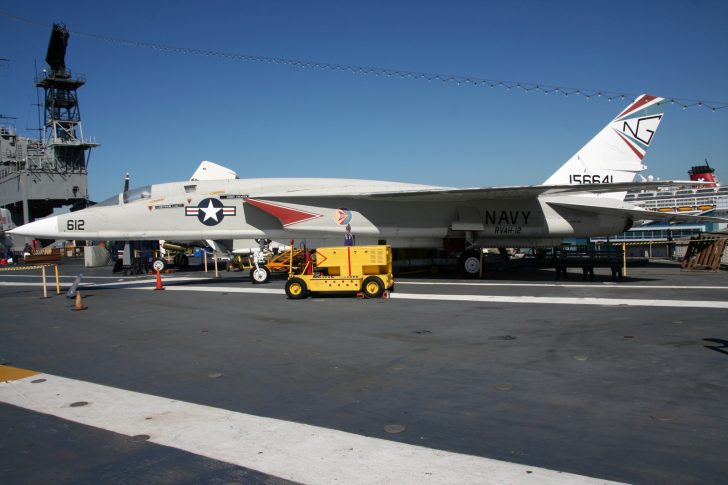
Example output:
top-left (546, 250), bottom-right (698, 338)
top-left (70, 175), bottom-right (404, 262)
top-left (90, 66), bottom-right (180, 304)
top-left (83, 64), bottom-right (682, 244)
top-left (10, 94), bottom-right (724, 277)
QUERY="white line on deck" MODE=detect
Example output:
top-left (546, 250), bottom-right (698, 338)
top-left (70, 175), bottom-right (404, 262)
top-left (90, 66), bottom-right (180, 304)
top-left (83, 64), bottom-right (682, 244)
top-left (0, 372), bottom-right (622, 485)
top-left (4, 273), bottom-right (728, 290)
top-left (150, 285), bottom-right (728, 308)
top-left (397, 281), bottom-right (728, 290)
top-left (142, 285), bottom-right (728, 309)
top-left (387, 292), bottom-right (728, 308)
top-left (2, 281), bottom-right (727, 308)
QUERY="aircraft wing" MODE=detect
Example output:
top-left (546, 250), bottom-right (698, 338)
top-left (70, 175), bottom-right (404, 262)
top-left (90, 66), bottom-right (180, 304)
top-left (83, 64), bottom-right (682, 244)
top-left (547, 198), bottom-right (728, 224)
top-left (259, 180), bottom-right (706, 201)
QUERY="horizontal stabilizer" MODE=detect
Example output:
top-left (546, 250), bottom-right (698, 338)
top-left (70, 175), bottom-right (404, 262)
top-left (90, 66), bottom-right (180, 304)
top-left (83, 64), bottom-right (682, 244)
top-left (547, 198), bottom-right (728, 224)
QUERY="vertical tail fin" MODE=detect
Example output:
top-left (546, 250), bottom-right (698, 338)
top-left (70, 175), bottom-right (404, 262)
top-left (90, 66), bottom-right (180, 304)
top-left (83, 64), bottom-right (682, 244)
top-left (543, 94), bottom-right (666, 188)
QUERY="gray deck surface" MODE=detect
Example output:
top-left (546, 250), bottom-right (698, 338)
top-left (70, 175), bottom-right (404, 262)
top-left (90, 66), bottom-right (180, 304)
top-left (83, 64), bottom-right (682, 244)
top-left (1, 259), bottom-right (726, 484)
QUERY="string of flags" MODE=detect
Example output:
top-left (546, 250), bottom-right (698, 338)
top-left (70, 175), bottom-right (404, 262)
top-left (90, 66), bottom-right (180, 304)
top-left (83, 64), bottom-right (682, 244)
top-left (2, 10), bottom-right (727, 111)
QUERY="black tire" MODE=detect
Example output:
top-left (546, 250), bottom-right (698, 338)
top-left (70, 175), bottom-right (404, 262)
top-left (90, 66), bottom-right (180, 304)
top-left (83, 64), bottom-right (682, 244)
top-left (285, 277), bottom-right (308, 299)
top-left (611, 267), bottom-right (622, 281)
top-left (362, 276), bottom-right (384, 298)
top-left (555, 266), bottom-right (566, 280)
top-left (458, 250), bottom-right (481, 278)
top-left (152, 257), bottom-right (168, 272)
top-left (173, 253), bottom-right (189, 268)
top-left (250, 266), bottom-right (270, 284)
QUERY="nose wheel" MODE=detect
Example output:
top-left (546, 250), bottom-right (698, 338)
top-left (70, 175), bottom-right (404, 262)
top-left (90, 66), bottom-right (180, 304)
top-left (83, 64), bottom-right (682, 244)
top-left (152, 258), bottom-right (168, 272)
top-left (251, 265), bottom-right (270, 284)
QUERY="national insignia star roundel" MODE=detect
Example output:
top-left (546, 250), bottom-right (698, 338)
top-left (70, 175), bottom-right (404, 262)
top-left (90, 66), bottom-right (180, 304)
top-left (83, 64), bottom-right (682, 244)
top-left (334, 207), bottom-right (352, 225)
top-left (185, 198), bottom-right (236, 226)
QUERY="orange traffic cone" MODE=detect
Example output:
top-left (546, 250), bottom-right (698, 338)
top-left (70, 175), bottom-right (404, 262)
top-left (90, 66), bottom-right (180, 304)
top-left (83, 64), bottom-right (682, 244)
top-left (154, 269), bottom-right (165, 290)
top-left (73, 291), bottom-right (87, 311)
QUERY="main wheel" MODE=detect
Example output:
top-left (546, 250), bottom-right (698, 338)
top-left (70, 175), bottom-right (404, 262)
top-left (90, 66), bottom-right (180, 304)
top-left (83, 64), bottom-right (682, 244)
top-left (152, 258), bottom-right (168, 272)
top-left (362, 276), bottom-right (384, 298)
top-left (250, 265), bottom-right (270, 284)
top-left (458, 250), bottom-right (481, 278)
top-left (285, 277), bottom-right (308, 299)
top-left (174, 253), bottom-right (189, 268)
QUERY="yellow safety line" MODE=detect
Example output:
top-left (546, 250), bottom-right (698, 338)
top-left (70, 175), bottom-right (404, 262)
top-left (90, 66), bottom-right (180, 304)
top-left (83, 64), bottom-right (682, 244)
top-left (0, 264), bottom-right (54, 272)
top-left (0, 365), bottom-right (40, 382)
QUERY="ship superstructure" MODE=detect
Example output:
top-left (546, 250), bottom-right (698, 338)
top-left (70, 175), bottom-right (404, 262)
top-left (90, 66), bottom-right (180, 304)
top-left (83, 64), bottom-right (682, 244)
top-left (0, 23), bottom-right (98, 233)
top-left (623, 162), bottom-right (726, 215)
top-left (592, 162), bottom-right (727, 254)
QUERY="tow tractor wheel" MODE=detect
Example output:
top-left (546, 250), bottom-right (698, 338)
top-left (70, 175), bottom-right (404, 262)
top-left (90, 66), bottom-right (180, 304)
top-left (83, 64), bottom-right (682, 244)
top-left (250, 266), bottom-right (270, 284)
top-left (152, 258), bottom-right (168, 272)
top-left (285, 277), bottom-right (308, 299)
top-left (362, 276), bottom-right (384, 298)
top-left (458, 250), bottom-right (481, 278)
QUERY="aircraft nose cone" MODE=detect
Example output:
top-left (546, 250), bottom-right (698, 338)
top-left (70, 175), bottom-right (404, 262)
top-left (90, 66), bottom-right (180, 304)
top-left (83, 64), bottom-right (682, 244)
top-left (8, 217), bottom-right (60, 239)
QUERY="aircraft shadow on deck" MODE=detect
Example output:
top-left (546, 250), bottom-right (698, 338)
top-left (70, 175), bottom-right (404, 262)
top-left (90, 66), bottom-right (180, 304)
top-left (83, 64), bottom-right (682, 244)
top-left (704, 338), bottom-right (728, 356)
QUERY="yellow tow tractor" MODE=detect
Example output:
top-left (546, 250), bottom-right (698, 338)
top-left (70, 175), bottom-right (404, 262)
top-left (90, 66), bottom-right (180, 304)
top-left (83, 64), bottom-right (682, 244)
top-left (285, 245), bottom-right (394, 299)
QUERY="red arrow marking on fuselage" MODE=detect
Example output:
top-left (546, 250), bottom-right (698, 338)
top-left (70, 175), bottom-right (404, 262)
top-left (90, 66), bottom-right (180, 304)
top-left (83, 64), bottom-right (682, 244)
top-left (244, 198), bottom-right (323, 226)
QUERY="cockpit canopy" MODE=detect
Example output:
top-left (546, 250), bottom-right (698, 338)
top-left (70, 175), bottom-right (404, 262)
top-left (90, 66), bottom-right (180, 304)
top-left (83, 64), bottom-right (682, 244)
top-left (123, 185), bottom-right (152, 204)
top-left (95, 185), bottom-right (152, 207)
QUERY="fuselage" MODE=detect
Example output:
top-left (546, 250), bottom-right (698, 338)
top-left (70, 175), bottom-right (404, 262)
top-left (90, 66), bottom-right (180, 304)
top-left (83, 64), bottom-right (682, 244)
top-left (12, 177), bottom-right (633, 249)
top-left (9, 95), bottom-right (674, 250)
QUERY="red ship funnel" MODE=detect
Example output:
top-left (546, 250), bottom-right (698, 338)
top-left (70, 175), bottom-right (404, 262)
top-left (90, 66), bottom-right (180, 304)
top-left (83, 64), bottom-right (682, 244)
top-left (688, 161), bottom-right (717, 186)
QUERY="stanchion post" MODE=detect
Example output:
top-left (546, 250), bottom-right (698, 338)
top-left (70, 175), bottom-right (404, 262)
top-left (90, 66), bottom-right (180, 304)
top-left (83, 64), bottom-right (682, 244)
top-left (204, 251), bottom-right (208, 272)
top-left (54, 264), bottom-right (60, 294)
top-left (479, 249), bottom-right (484, 279)
top-left (213, 250), bottom-right (219, 278)
top-left (622, 242), bottom-right (627, 277)
top-left (41, 266), bottom-right (48, 299)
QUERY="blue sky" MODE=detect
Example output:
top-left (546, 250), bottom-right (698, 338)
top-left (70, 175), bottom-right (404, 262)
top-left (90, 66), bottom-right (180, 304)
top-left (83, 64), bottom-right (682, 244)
top-left (1, 0), bottom-right (727, 201)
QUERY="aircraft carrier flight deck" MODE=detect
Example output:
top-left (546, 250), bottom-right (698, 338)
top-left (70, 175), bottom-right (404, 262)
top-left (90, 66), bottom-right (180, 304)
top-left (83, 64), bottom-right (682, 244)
top-left (1, 259), bottom-right (727, 484)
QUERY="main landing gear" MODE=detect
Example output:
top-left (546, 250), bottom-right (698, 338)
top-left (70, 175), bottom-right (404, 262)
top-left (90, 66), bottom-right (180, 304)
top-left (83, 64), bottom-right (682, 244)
top-left (457, 250), bottom-right (482, 278)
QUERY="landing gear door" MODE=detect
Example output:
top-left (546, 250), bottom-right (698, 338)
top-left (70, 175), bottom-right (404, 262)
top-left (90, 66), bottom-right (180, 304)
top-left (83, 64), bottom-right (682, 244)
top-left (450, 206), bottom-right (484, 231)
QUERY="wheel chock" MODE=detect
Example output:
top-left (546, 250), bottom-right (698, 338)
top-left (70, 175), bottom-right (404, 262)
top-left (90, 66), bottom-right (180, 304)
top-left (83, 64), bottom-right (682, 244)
top-left (381, 290), bottom-right (390, 299)
top-left (356, 292), bottom-right (365, 299)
